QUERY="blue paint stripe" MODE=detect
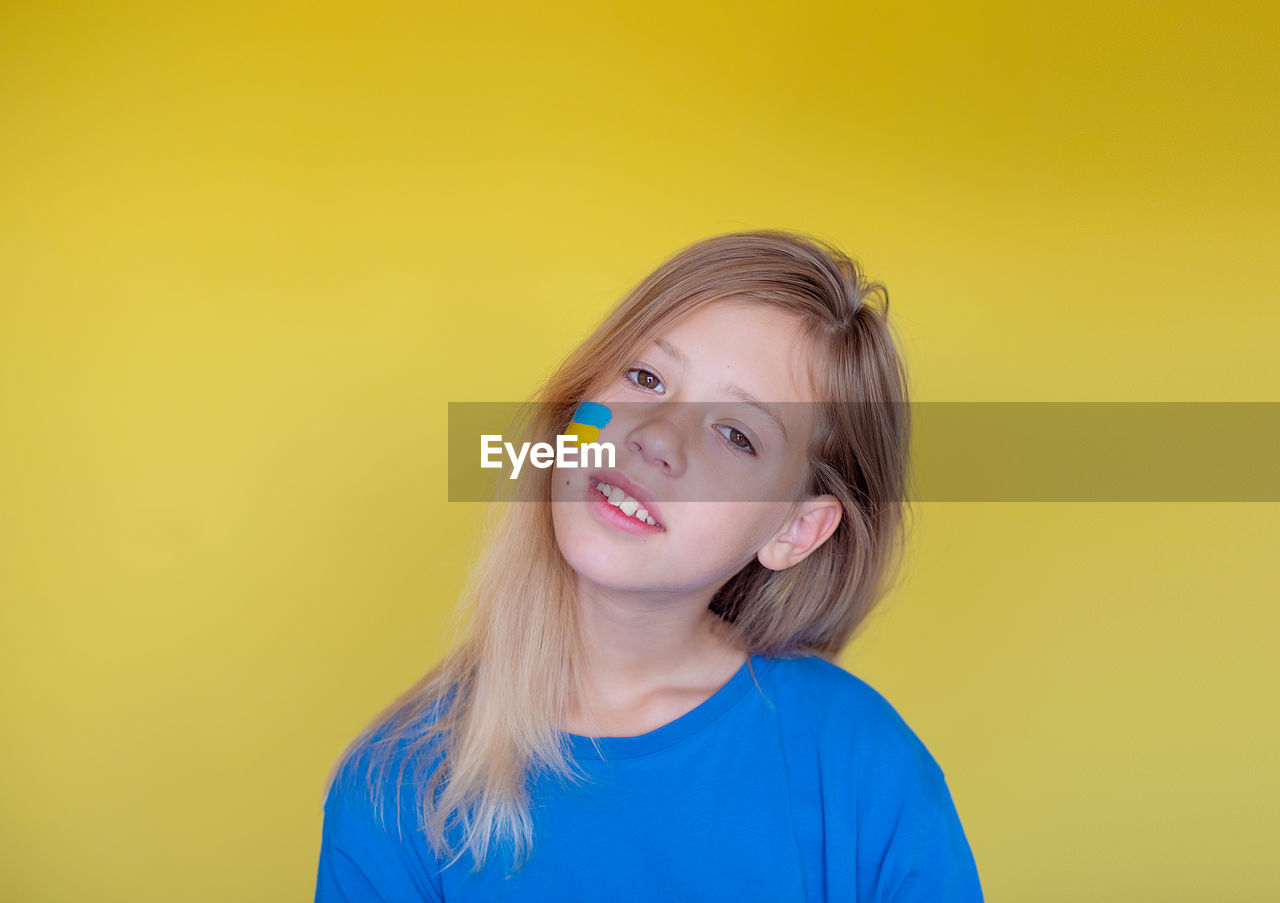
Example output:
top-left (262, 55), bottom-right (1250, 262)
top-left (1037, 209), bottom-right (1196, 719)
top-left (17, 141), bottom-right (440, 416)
top-left (571, 401), bottom-right (611, 428)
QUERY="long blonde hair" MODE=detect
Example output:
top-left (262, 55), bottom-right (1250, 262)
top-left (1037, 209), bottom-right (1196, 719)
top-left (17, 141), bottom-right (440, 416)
top-left (326, 229), bottom-right (913, 872)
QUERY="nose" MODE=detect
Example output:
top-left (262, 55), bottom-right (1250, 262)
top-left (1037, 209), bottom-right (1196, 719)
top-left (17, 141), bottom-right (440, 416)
top-left (625, 408), bottom-right (689, 478)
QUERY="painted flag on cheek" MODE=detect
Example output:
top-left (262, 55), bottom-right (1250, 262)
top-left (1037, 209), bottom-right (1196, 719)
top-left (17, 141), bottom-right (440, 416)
top-left (565, 401), bottom-right (611, 445)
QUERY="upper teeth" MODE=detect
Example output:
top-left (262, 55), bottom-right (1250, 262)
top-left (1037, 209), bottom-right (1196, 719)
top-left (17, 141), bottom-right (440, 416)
top-left (595, 482), bottom-right (658, 526)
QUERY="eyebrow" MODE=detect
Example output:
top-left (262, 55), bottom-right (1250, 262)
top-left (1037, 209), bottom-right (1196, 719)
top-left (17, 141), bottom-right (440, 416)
top-left (652, 338), bottom-right (790, 441)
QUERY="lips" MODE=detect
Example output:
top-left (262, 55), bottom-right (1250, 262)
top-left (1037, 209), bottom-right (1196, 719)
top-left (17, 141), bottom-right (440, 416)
top-left (588, 469), bottom-right (665, 530)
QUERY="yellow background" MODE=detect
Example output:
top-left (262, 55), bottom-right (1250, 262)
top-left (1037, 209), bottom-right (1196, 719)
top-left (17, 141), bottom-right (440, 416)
top-left (2, 2), bottom-right (1277, 899)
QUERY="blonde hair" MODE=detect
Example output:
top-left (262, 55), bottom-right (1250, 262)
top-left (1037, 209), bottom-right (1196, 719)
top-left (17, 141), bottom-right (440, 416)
top-left (326, 228), bottom-right (913, 872)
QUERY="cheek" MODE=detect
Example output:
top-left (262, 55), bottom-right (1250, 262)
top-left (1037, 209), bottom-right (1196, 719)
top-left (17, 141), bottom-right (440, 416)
top-left (549, 476), bottom-right (576, 510)
top-left (696, 461), bottom-right (799, 508)
top-left (685, 502), bottom-right (779, 553)
top-left (717, 501), bottom-right (793, 557)
top-left (550, 466), bottom-right (586, 498)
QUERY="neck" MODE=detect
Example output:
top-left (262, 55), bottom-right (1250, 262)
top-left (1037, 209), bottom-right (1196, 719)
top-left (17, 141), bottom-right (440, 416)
top-left (570, 577), bottom-right (747, 713)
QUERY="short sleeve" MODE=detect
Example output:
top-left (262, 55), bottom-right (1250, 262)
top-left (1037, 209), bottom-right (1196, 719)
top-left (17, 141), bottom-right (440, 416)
top-left (883, 763), bottom-right (984, 903)
top-left (314, 762), bottom-right (445, 902)
top-left (806, 669), bottom-right (984, 903)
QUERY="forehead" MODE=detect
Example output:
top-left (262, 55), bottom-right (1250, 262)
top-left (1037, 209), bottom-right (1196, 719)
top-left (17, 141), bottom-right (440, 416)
top-left (653, 298), bottom-right (817, 403)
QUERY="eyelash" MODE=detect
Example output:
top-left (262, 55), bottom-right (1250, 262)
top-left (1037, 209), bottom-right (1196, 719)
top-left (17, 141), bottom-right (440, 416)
top-left (623, 366), bottom-right (758, 457)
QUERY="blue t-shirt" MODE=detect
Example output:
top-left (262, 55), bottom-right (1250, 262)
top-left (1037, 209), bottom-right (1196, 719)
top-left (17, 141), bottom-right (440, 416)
top-left (316, 653), bottom-right (983, 901)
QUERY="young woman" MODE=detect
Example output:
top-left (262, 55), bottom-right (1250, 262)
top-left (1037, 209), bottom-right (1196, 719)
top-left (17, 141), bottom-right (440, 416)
top-left (315, 230), bottom-right (984, 901)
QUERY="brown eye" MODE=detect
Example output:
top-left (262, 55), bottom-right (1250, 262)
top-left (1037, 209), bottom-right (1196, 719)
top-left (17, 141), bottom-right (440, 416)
top-left (626, 367), bottom-right (665, 392)
top-left (715, 425), bottom-right (757, 456)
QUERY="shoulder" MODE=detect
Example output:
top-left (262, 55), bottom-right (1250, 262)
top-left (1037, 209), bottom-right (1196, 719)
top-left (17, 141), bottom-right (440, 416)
top-left (759, 653), bottom-right (947, 783)
top-left (324, 730), bottom-right (422, 845)
top-left (323, 696), bottom-right (452, 840)
top-left (761, 653), bottom-right (914, 730)
top-left (317, 707), bottom-right (452, 900)
top-left (758, 655), bottom-right (984, 899)
top-left (316, 727), bottom-right (450, 901)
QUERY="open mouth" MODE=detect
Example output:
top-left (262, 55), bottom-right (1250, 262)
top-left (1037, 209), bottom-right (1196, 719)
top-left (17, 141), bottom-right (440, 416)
top-left (589, 477), bottom-right (664, 530)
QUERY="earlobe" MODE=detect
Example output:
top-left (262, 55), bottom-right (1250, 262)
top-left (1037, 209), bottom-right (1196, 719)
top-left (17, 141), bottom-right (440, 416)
top-left (756, 495), bottom-right (843, 572)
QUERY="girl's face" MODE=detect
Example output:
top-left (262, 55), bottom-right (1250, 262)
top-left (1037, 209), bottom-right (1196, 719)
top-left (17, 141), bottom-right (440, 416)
top-left (551, 298), bottom-right (835, 599)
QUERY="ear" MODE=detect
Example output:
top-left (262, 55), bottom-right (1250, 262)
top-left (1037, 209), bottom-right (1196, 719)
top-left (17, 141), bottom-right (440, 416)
top-left (756, 495), bottom-right (843, 571)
